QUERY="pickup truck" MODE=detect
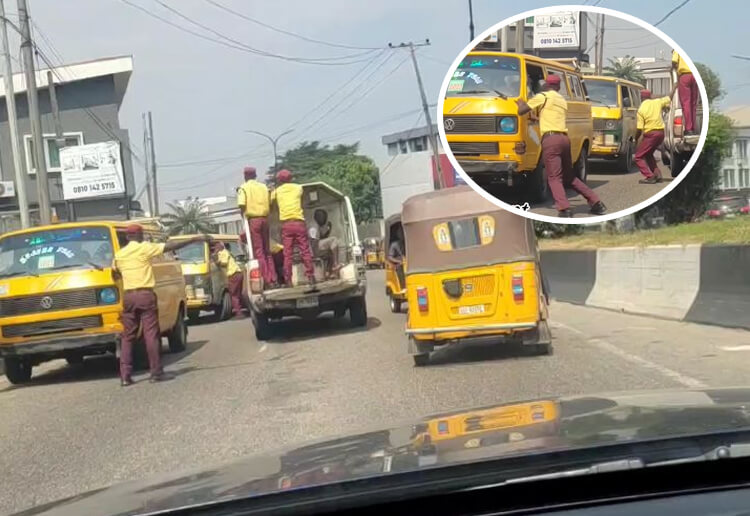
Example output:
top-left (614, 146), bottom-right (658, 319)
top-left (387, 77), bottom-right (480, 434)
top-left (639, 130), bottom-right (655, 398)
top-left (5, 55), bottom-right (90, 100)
top-left (658, 68), bottom-right (703, 177)
top-left (242, 182), bottom-right (368, 340)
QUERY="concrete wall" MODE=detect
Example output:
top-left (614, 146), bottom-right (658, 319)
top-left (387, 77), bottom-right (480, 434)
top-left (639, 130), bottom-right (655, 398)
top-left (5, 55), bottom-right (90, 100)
top-left (542, 244), bottom-right (750, 330)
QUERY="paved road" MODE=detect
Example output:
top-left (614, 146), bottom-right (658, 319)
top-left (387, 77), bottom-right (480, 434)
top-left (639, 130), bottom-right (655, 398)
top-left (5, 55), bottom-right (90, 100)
top-left (485, 156), bottom-right (673, 219)
top-left (3, 270), bottom-right (750, 514)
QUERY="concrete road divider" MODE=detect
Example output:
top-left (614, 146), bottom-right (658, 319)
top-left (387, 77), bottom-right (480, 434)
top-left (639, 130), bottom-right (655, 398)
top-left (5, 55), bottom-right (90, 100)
top-left (542, 244), bottom-right (750, 331)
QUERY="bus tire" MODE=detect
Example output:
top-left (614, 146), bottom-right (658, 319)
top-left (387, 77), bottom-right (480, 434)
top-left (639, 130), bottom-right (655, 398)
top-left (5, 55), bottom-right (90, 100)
top-left (390, 297), bottom-right (401, 313)
top-left (413, 354), bottom-right (429, 367)
top-left (4, 357), bottom-right (32, 384)
top-left (217, 291), bottom-right (233, 321)
top-left (528, 159), bottom-right (548, 202)
top-left (618, 140), bottom-right (633, 172)
top-left (168, 306), bottom-right (188, 353)
top-left (575, 144), bottom-right (589, 182)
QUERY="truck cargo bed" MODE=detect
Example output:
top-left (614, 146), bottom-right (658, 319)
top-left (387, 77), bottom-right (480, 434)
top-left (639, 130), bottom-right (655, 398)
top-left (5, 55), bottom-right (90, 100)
top-left (261, 278), bottom-right (356, 301)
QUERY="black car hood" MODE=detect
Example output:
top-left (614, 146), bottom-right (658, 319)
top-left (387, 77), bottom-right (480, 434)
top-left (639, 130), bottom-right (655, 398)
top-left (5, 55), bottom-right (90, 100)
top-left (17, 387), bottom-right (750, 516)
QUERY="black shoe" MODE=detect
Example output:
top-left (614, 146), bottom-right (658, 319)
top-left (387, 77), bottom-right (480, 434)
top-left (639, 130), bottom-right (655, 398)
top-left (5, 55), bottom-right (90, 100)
top-left (639, 176), bottom-right (658, 184)
top-left (149, 372), bottom-right (175, 383)
top-left (121, 377), bottom-right (134, 387)
top-left (590, 201), bottom-right (607, 215)
top-left (557, 209), bottom-right (574, 218)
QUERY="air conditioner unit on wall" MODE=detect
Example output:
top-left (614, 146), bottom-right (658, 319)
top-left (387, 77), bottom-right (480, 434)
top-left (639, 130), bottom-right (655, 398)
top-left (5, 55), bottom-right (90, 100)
top-left (0, 181), bottom-right (15, 198)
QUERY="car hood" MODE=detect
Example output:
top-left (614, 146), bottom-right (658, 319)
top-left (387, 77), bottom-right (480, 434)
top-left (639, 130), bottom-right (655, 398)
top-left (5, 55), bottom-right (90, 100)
top-left (17, 387), bottom-right (750, 516)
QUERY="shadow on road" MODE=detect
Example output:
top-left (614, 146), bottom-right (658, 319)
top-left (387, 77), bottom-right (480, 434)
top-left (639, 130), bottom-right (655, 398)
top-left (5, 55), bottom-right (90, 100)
top-left (0, 339), bottom-right (208, 391)
top-left (266, 316), bottom-right (381, 343)
top-left (426, 340), bottom-right (549, 367)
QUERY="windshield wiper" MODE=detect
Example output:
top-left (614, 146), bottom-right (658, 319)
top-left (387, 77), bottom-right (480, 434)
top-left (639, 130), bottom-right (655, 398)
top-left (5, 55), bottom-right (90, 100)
top-left (454, 89), bottom-right (508, 99)
top-left (0, 270), bottom-right (38, 278)
top-left (46, 261), bottom-right (103, 272)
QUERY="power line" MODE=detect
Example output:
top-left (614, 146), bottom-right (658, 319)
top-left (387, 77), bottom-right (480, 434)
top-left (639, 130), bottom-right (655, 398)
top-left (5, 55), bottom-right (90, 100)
top-left (121, 0), bottom-right (380, 65)
top-left (202, 0), bottom-right (379, 50)
top-left (653, 0), bottom-right (693, 27)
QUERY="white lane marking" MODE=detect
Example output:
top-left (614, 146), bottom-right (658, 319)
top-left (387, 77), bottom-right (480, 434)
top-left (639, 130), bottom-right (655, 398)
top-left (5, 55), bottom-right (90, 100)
top-left (720, 345), bottom-right (750, 352)
top-left (552, 321), bottom-right (707, 389)
top-left (258, 344), bottom-right (267, 353)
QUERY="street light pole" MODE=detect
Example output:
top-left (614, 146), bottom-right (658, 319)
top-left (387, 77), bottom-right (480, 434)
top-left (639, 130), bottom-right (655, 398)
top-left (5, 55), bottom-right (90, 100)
top-left (245, 129), bottom-right (294, 173)
top-left (468, 0), bottom-right (475, 42)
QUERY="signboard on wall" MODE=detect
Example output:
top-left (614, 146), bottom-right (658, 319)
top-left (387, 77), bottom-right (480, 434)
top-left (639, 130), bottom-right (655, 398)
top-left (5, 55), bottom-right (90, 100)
top-left (59, 141), bottom-right (126, 200)
top-left (532, 11), bottom-right (580, 49)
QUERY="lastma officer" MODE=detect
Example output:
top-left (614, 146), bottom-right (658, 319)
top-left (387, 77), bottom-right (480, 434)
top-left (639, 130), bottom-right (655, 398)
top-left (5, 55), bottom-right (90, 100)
top-left (515, 74), bottom-right (607, 218)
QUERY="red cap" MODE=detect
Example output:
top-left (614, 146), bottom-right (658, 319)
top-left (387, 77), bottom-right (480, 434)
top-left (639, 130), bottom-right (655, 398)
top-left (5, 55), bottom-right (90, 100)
top-left (277, 169), bottom-right (292, 183)
top-left (545, 74), bottom-right (561, 86)
top-left (640, 89), bottom-right (652, 99)
top-left (125, 223), bottom-right (143, 235)
top-left (243, 166), bottom-right (257, 179)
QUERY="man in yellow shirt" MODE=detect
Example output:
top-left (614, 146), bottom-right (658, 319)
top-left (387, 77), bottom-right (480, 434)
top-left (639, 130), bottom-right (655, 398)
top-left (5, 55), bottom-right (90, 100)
top-left (516, 74), bottom-right (606, 217)
top-left (270, 169), bottom-right (315, 285)
top-left (112, 224), bottom-right (208, 386)
top-left (237, 166), bottom-right (277, 286)
top-left (672, 50), bottom-right (698, 135)
top-left (635, 84), bottom-right (678, 184)
top-left (211, 242), bottom-right (244, 318)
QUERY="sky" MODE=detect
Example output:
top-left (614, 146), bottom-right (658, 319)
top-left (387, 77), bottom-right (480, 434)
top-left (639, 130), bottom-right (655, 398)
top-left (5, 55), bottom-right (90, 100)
top-left (13, 0), bottom-right (749, 209)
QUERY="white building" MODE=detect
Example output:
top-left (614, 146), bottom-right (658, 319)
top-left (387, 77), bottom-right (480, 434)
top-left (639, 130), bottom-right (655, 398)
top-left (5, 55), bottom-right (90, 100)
top-left (719, 106), bottom-right (750, 193)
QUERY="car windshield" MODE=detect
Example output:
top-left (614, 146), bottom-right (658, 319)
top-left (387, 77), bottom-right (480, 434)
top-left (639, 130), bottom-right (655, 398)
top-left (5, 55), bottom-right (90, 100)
top-left (0, 226), bottom-right (113, 277)
top-left (175, 242), bottom-right (206, 262)
top-left (585, 79), bottom-right (619, 106)
top-left (446, 55), bottom-right (520, 98)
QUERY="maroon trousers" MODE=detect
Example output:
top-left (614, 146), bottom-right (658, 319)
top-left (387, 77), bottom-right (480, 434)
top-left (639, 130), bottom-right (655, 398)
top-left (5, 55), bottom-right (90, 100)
top-left (227, 272), bottom-right (243, 315)
top-left (281, 220), bottom-right (315, 284)
top-left (542, 133), bottom-right (600, 211)
top-left (248, 216), bottom-right (277, 285)
top-left (635, 130), bottom-right (665, 178)
top-left (678, 73), bottom-right (699, 133)
top-left (120, 289), bottom-right (162, 380)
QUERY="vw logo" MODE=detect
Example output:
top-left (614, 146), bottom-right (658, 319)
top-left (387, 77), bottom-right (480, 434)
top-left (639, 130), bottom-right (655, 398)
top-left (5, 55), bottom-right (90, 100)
top-left (443, 118), bottom-right (455, 131)
top-left (40, 296), bottom-right (53, 309)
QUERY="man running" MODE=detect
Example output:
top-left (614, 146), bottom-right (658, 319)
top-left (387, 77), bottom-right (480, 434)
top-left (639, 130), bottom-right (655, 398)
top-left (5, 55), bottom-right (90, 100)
top-left (635, 84), bottom-right (678, 184)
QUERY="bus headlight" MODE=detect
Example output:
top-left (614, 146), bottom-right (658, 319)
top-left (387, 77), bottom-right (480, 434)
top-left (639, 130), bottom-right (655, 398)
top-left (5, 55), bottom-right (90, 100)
top-left (98, 287), bottom-right (118, 305)
top-left (498, 116), bottom-right (518, 133)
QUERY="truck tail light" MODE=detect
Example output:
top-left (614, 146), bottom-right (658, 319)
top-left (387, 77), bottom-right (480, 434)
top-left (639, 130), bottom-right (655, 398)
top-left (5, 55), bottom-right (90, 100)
top-left (514, 141), bottom-right (526, 155)
top-left (674, 116), bottom-right (683, 127)
top-left (417, 286), bottom-right (428, 312)
top-left (249, 260), bottom-right (263, 293)
top-left (512, 275), bottom-right (524, 303)
top-left (250, 268), bottom-right (261, 280)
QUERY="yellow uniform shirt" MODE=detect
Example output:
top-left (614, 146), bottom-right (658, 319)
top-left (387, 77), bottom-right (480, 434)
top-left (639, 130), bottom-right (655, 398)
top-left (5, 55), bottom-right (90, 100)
top-left (637, 96), bottom-right (671, 132)
top-left (215, 248), bottom-right (240, 277)
top-left (526, 90), bottom-right (567, 135)
top-left (237, 179), bottom-right (270, 218)
top-left (271, 183), bottom-right (305, 221)
top-left (672, 50), bottom-right (691, 76)
top-left (114, 241), bottom-right (165, 290)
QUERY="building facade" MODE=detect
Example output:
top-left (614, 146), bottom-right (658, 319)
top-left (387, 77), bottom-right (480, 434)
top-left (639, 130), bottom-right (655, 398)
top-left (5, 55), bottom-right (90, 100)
top-left (0, 56), bottom-right (136, 231)
top-left (719, 106), bottom-right (750, 194)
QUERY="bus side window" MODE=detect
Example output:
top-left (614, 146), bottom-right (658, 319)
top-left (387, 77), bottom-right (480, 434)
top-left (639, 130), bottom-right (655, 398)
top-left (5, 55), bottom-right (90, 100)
top-left (526, 63), bottom-right (545, 96)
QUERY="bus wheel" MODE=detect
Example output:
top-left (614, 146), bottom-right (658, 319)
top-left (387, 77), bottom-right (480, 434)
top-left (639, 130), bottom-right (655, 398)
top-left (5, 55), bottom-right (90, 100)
top-left (390, 297), bottom-right (401, 313)
top-left (528, 160), bottom-right (548, 202)
top-left (5, 357), bottom-right (32, 384)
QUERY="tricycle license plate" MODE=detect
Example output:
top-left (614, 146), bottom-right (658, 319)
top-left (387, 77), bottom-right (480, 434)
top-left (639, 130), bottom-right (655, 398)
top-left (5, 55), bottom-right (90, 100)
top-left (297, 296), bottom-right (319, 308)
top-left (459, 304), bottom-right (485, 315)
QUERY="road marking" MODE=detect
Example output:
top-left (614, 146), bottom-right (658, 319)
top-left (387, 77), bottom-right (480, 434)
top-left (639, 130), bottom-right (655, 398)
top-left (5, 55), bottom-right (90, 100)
top-left (258, 344), bottom-right (267, 353)
top-left (553, 321), bottom-right (707, 389)
top-left (720, 345), bottom-right (750, 352)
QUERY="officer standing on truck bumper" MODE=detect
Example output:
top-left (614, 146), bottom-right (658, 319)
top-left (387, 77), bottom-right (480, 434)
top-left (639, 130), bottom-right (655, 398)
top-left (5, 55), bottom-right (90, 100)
top-left (112, 225), bottom-right (208, 387)
top-left (515, 74), bottom-right (606, 218)
top-left (237, 166), bottom-right (277, 287)
top-left (672, 50), bottom-right (698, 135)
top-left (635, 84), bottom-right (678, 184)
top-left (271, 169), bottom-right (315, 286)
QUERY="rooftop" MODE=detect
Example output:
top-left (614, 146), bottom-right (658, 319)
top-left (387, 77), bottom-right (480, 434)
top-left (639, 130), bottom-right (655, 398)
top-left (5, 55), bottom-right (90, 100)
top-left (724, 105), bottom-right (750, 128)
top-left (381, 124), bottom-right (438, 145)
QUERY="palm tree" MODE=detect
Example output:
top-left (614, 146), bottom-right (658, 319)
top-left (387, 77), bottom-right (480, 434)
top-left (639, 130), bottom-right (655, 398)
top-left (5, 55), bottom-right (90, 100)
top-left (161, 198), bottom-right (215, 236)
top-left (603, 56), bottom-right (645, 85)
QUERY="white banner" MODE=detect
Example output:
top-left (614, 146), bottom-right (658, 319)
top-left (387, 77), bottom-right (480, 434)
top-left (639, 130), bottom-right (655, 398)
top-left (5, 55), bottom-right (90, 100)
top-left (59, 141), bottom-right (126, 200)
top-left (532, 11), bottom-right (580, 49)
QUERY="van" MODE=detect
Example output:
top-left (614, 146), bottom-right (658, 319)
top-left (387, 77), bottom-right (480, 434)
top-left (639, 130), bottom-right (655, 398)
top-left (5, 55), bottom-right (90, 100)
top-left (170, 233), bottom-right (245, 322)
top-left (443, 52), bottom-right (593, 200)
top-left (583, 75), bottom-right (642, 170)
top-left (0, 220), bottom-right (188, 384)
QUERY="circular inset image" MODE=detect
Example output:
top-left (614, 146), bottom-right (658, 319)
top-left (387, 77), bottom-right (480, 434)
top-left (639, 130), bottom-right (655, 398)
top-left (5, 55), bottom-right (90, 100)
top-left (438, 5), bottom-right (708, 223)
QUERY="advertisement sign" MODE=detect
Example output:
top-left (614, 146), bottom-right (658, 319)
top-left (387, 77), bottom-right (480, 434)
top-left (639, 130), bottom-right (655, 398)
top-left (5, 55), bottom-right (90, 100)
top-left (532, 11), bottom-right (580, 49)
top-left (59, 141), bottom-right (126, 200)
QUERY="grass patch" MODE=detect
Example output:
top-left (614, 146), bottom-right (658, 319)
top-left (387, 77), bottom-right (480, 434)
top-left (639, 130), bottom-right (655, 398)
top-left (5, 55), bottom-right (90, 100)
top-left (540, 217), bottom-right (750, 250)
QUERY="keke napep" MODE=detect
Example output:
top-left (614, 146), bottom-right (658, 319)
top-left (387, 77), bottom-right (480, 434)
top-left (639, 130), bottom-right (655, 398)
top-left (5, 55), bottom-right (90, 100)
top-left (402, 186), bottom-right (551, 366)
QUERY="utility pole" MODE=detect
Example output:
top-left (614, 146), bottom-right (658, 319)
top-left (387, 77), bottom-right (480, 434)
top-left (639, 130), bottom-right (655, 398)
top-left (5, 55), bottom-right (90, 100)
top-left (0, 0), bottom-right (29, 228)
top-left (18, 0), bottom-right (51, 225)
top-left (388, 40), bottom-right (445, 189)
top-left (47, 70), bottom-right (74, 221)
top-left (245, 129), bottom-right (294, 173)
top-left (147, 111), bottom-right (159, 215)
top-left (468, 0), bottom-right (475, 42)
top-left (141, 113), bottom-right (153, 215)
top-left (515, 19), bottom-right (524, 53)
top-left (592, 13), bottom-right (600, 71)
top-left (597, 14), bottom-right (606, 74)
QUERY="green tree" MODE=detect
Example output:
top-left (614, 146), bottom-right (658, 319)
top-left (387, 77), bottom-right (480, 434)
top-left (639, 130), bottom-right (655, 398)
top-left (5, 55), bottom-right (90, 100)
top-left (161, 198), bottom-right (216, 235)
top-left (695, 62), bottom-right (724, 105)
top-left (275, 141), bottom-right (383, 222)
top-left (603, 56), bottom-right (645, 84)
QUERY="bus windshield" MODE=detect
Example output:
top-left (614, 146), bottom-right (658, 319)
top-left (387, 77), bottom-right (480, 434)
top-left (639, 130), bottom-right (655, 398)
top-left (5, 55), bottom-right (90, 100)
top-left (446, 55), bottom-right (521, 98)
